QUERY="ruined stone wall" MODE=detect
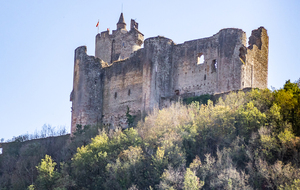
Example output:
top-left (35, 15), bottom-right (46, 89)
top-left (70, 46), bottom-right (104, 134)
top-left (244, 27), bottom-right (269, 89)
top-left (149, 29), bottom-right (247, 102)
top-left (171, 36), bottom-right (219, 97)
top-left (102, 49), bottom-right (144, 128)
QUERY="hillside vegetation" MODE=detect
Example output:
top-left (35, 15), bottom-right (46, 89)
top-left (1, 80), bottom-right (300, 190)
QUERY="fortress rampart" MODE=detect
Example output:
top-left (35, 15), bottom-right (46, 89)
top-left (70, 13), bottom-right (269, 133)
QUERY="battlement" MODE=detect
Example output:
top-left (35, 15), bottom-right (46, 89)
top-left (70, 14), bottom-right (269, 133)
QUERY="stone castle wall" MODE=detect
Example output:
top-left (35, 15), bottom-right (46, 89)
top-left (102, 50), bottom-right (144, 128)
top-left (70, 14), bottom-right (269, 133)
top-left (70, 46), bottom-right (104, 134)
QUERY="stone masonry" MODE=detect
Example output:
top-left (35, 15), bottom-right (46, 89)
top-left (70, 13), bottom-right (269, 134)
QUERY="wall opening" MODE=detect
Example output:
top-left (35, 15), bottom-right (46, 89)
top-left (128, 89), bottom-right (131, 96)
top-left (115, 92), bottom-right (117, 99)
top-left (111, 39), bottom-right (115, 63)
top-left (175, 90), bottom-right (180, 95)
top-left (212, 59), bottom-right (217, 72)
top-left (204, 74), bottom-right (206, 80)
top-left (239, 46), bottom-right (247, 64)
top-left (197, 53), bottom-right (204, 65)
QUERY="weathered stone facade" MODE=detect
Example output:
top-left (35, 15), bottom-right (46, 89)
top-left (70, 13), bottom-right (269, 134)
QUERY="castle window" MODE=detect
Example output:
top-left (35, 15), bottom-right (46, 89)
top-left (122, 42), bottom-right (125, 47)
top-left (115, 92), bottom-right (117, 99)
top-left (175, 90), bottom-right (180, 95)
top-left (212, 59), bottom-right (217, 72)
top-left (204, 74), bottom-right (206, 80)
top-left (128, 89), bottom-right (131, 96)
top-left (197, 53), bottom-right (204, 65)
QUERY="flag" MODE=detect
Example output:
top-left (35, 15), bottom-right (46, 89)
top-left (96, 21), bottom-right (99, 27)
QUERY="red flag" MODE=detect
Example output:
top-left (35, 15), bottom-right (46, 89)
top-left (96, 21), bottom-right (99, 27)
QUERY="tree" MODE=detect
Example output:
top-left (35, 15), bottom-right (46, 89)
top-left (183, 168), bottom-right (203, 190)
top-left (275, 80), bottom-right (300, 135)
top-left (35, 155), bottom-right (59, 190)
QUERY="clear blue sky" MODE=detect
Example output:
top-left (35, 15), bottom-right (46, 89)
top-left (0, 0), bottom-right (299, 140)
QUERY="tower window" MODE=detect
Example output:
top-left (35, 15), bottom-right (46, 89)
top-left (128, 89), bottom-right (131, 96)
top-left (197, 53), bottom-right (204, 65)
top-left (115, 92), bottom-right (117, 99)
top-left (212, 59), bottom-right (217, 72)
top-left (204, 74), bottom-right (206, 80)
top-left (122, 42), bottom-right (125, 47)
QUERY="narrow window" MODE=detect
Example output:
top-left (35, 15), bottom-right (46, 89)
top-left (114, 92), bottom-right (117, 99)
top-left (197, 53), bottom-right (204, 65)
top-left (122, 42), bottom-right (125, 47)
top-left (211, 59), bottom-right (217, 72)
top-left (175, 90), bottom-right (179, 95)
top-left (128, 89), bottom-right (131, 96)
top-left (204, 74), bottom-right (206, 80)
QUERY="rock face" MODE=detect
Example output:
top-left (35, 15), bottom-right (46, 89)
top-left (70, 13), bottom-right (269, 134)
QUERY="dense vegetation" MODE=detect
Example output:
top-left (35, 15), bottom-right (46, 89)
top-left (1, 80), bottom-right (300, 190)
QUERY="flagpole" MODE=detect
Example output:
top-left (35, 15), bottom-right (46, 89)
top-left (97, 19), bottom-right (99, 34)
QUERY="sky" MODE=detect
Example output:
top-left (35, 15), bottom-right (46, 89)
top-left (0, 0), bottom-right (299, 141)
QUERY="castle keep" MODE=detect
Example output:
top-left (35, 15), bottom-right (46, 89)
top-left (70, 13), bottom-right (269, 133)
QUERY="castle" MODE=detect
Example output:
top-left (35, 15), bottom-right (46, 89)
top-left (70, 13), bottom-right (269, 134)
